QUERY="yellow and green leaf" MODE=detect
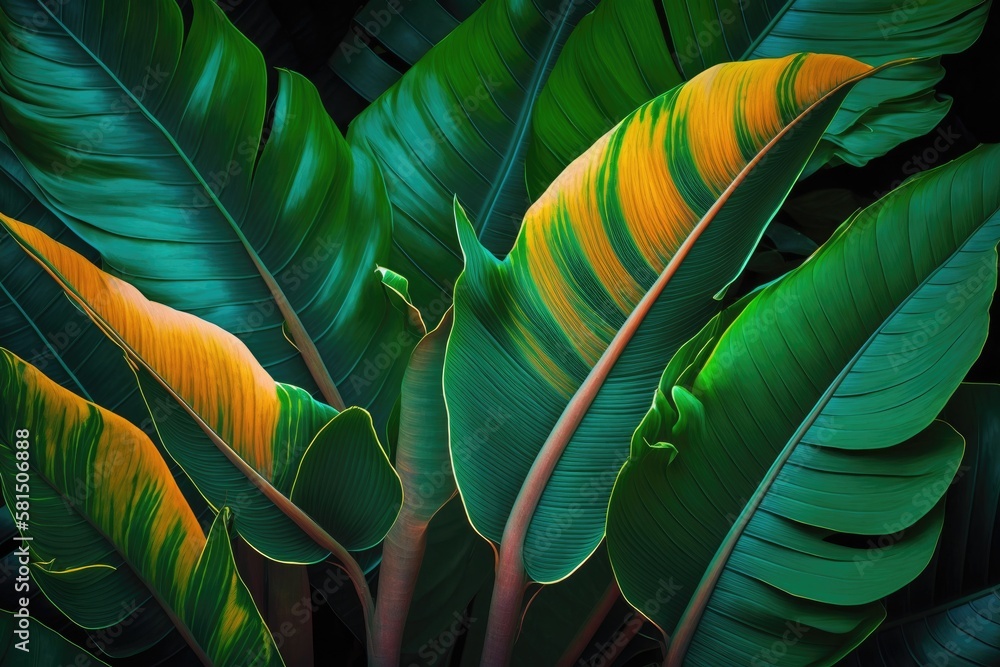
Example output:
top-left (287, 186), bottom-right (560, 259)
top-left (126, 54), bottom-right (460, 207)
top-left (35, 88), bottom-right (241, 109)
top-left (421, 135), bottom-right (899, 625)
top-left (0, 214), bottom-right (403, 567)
top-left (0, 350), bottom-right (281, 665)
top-left (448, 51), bottom-right (906, 663)
top-left (447, 53), bottom-right (886, 589)
top-left (0, 0), bottom-right (419, 434)
top-left (526, 0), bottom-right (990, 196)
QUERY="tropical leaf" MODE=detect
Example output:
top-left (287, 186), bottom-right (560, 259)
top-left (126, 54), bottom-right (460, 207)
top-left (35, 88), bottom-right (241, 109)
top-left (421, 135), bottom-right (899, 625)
top-left (346, 0), bottom-right (598, 318)
top-left (606, 142), bottom-right (1000, 666)
top-left (0, 214), bottom-right (402, 576)
top-left (0, 610), bottom-right (109, 666)
top-left (525, 0), bottom-right (990, 197)
top-left (0, 146), bottom-right (142, 427)
top-left (0, 0), bottom-right (418, 433)
top-left (841, 383), bottom-right (1000, 666)
top-left (446, 52), bottom-right (898, 662)
top-left (0, 142), bottom-right (215, 531)
top-left (447, 51), bottom-right (881, 585)
top-left (0, 349), bottom-right (282, 665)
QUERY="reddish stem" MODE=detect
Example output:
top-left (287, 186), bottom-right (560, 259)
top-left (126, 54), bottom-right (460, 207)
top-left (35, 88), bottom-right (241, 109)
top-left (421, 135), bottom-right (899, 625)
top-left (370, 508), bottom-right (430, 666)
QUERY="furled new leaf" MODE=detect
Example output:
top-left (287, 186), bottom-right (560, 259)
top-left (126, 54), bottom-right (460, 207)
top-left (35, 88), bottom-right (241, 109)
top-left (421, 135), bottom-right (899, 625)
top-left (0, 350), bottom-right (281, 665)
top-left (607, 143), bottom-right (1000, 666)
top-left (0, 0), bottom-right (418, 432)
top-left (526, 0), bottom-right (990, 196)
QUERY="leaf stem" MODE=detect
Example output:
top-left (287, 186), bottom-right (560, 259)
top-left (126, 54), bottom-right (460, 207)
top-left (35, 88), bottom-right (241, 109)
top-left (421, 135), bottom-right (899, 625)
top-left (370, 508), bottom-right (430, 666)
top-left (481, 537), bottom-right (528, 665)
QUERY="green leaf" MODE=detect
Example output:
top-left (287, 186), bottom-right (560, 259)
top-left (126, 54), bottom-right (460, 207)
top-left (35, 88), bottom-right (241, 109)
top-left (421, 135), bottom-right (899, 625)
top-left (0, 611), bottom-right (109, 666)
top-left (446, 53), bottom-right (886, 589)
top-left (526, 0), bottom-right (990, 196)
top-left (347, 0), bottom-right (598, 318)
top-left (607, 143), bottom-right (1000, 666)
top-left (0, 0), bottom-right (418, 432)
top-left (0, 350), bottom-right (282, 665)
top-left (0, 214), bottom-right (402, 579)
top-left (841, 383), bottom-right (1000, 666)
top-left (291, 407), bottom-right (402, 552)
top-left (330, 0), bottom-right (475, 101)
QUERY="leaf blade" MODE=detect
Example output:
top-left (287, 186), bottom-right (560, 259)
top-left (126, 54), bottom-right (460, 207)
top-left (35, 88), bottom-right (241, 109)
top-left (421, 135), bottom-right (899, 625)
top-left (0, 350), bottom-right (282, 665)
top-left (606, 143), bottom-right (1000, 665)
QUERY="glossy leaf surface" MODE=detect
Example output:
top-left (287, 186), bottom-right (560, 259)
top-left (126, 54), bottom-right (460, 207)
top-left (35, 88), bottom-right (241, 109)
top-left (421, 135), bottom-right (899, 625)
top-left (0, 0), bottom-right (417, 431)
top-left (607, 143), bottom-right (1000, 666)
top-left (447, 53), bottom-right (883, 584)
top-left (0, 350), bottom-right (281, 665)
top-left (526, 0), bottom-right (990, 196)
top-left (0, 215), bottom-right (402, 565)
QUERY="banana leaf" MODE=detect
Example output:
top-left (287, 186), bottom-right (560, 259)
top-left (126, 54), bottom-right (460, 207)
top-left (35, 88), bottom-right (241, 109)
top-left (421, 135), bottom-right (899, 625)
top-left (0, 215), bottom-right (403, 626)
top-left (0, 141), bottom-right (213, 521)
top-left (347, 0), bottom-right (598, 317)
top-left (0, 0), bottom-right (418, 433)
top-left (841, 383), bottom-right (1000, 666)
top-left (606, 142), bottom-right (1000, 666)
top-left (0, 350), bottom-right (281, 664)
top-left (525, 0), bottom-right (990, 197)
top-left (445, 52), bottom-right (896, 662)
